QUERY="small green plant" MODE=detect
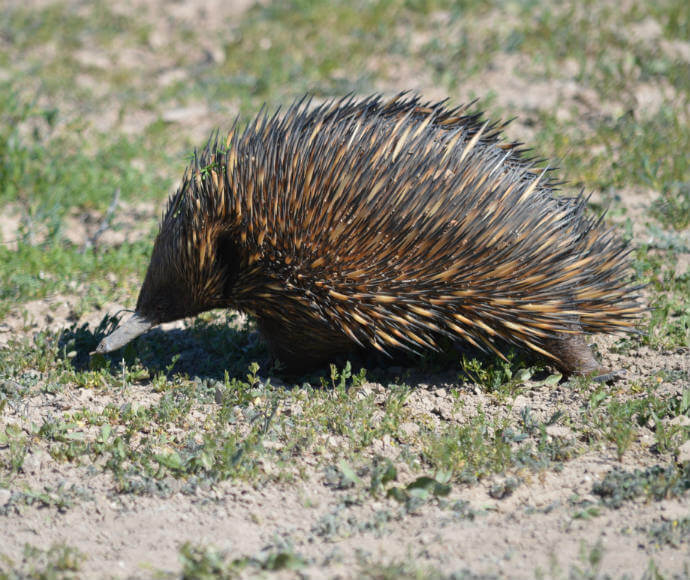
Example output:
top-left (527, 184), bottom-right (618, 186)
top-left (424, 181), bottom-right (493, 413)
top-left (593, 463), bottom-right (690, 508)
top-left (387, 471), bottom-right (452, 506)
top-left (0, 543), bottom-right (85, 579)
top-left (178, 542), bottom-right (307, 578)
top-left (356, 556), bottom-right (452, 580)
top-left (569, 539), bottom-right (605, 580)
top-left (179, 543), bottom-right (230, 578)
top-left (322, 361), bottom-right (367, 391)
top-left (651, 181), bottom-right (690, 231)
top-left (0, 423), bottom-right (28, 474)
top-left (460, 353), bottom-right (540, 396)
top-left (645, 517), bottom-right (690, 549)
top-left (604, 400), bottom-right (637, 461)
top-left (368, 456), bottom-right (398, 495)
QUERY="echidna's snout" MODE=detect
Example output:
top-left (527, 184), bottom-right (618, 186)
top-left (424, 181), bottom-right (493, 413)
top-left (93, 312), bottom-right (153, 354)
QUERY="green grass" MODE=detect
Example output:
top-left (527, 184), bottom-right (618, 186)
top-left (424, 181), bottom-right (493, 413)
top-left (0, 83), bottom-right (171, 315)
top-left (3, 317), bottom-right (686, 494)
top-left (0, 0), bottom-right (688, 470)
top-left (183, 0), bottom-right (503, 107)
top-left (530, 104), bottom-right (690, 194)
top-left (635, 248), bottom-right (690, 350)
top-left (0, 2), bottom-right (149, 52)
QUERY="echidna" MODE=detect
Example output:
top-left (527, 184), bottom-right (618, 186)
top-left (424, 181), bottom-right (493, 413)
top-left (95, 93), bottom-right (643, 378)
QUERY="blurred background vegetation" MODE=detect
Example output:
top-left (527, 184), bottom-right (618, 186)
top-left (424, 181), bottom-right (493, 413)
top-left (0, 0), bottom-right (687, 345)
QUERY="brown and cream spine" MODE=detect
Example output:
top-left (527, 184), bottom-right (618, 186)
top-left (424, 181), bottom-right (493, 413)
top-left (96, 93), bottom-right (643, 377)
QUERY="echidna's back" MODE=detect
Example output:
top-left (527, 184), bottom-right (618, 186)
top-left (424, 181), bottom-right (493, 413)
top-left (184, 94), bottom-right (641, 364)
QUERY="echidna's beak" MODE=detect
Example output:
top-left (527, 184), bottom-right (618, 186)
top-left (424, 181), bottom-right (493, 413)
top-left (92, 312), bottom-right (153, 354)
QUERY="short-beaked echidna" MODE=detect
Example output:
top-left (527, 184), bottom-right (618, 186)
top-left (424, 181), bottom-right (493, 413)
top-left (95, 93), bottom-right (643, 377)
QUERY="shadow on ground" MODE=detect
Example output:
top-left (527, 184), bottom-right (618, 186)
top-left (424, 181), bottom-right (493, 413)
top-left (56, 313), bottom-right (551, 391)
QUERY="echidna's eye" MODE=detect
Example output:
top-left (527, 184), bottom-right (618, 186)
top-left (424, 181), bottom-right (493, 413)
top-left (138, 287), bottom-right (180, 324)
top-left (216, 233), bottom-right (242, 296)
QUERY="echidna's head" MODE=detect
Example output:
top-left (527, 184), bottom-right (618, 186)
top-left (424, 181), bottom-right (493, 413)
top-left (134, 227), bottom-right (206, 324)
top-left (94, 170), bottom-right (240, 354)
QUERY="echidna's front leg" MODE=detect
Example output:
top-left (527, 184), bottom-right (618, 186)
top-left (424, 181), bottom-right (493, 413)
top-left (255, 314), bottom-right (357, 373)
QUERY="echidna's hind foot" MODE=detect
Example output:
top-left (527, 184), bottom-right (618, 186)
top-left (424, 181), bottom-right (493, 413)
top-left (543, 331), bottom-right (622, 383)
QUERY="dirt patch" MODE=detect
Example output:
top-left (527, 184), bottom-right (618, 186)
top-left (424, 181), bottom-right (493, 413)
top-left (61, 200), bottom-right (157, 249)
top-left (0, 199), bottom-right (157, 254)
top-left (0, 205), bottom-right (23, 252)
top-left (1, 403), bottom-right (688, 579)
